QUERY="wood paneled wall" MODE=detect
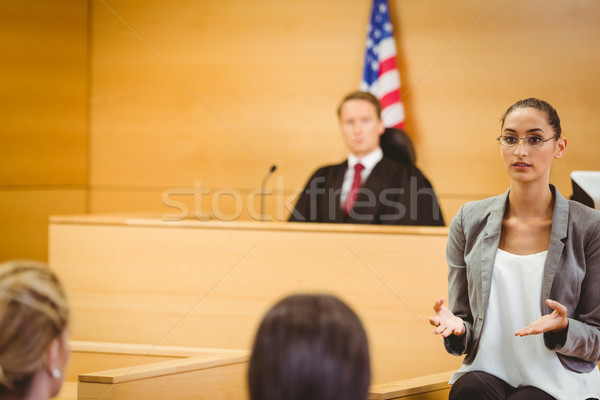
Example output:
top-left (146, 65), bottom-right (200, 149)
top-left (3, 0), bottom-right (600, 258)
top-left (88, 0), bottom-right (600, 223)
top-left (0, 1), bottom-right (88, 261)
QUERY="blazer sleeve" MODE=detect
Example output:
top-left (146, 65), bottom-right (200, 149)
top-left (412, 168), bottom-right (445, 226)
top-left (288, 167), bottom-right (327, 222)
top-left (379, 163), bottom-right (444, 226)
top-left (544, 219), bottom-right (600, 371)
top-left (444, 205), bottom-right (474, 356)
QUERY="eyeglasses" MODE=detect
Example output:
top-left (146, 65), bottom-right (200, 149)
top-left (496, 134), bottom-right (555, 148)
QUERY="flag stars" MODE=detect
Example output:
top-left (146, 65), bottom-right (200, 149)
top-left (363, 0), bottom-right (405, 128)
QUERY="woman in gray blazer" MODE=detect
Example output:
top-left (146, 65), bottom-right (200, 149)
top-left (429, 98), bottom-right (600, 400)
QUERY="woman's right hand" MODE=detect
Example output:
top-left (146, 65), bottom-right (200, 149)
top-left (428, 297), bottom-right (465, 337)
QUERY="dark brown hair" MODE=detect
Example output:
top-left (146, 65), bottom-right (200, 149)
top-left (248, 294), bottom-right (371, 400)
top-left (501, 97), bottom-right (562, 138)
top-left (337, 91), bottom-right (382, 119)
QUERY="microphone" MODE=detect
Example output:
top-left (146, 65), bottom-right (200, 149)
top-left (260, 165), bottom-right (277, 221)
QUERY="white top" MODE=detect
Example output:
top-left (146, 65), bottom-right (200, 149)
top-left (340, 147), bottom-right (383, 206)
top-left (450, 249), bottom-right (600, 399)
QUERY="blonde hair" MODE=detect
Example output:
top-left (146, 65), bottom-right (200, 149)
top-left (0, 261), bottom-right (69, 394)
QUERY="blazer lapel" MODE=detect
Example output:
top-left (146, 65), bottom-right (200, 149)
top-left (358, 158), bottom-right (389, 216)
top-left (480, 190), bottom-right (509, 315)
top-left (362, 157), bottom-right (390, 191)
top-left (542, 185), bottom-right (568, 312)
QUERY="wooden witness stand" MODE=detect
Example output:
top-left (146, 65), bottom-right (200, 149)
top-left (49, 215), bottom-right (460, 399)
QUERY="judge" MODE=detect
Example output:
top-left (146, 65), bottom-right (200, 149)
top-left (289, 91), bottom-right (444, 226)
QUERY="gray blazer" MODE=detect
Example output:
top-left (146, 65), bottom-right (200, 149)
top-left (444, 185), bottom-right (600, 373)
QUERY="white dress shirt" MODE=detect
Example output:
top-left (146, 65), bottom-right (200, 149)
top-left (340, 147), bottom-right (384, 207)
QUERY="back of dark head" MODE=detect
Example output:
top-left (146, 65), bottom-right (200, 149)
top-left (248, 294), bottom-right (371, 400)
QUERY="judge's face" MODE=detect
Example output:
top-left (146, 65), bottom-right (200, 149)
top-left (339, 99), bottom-right (385, 159)
top-left (500, 107), bottom-right (566, 185)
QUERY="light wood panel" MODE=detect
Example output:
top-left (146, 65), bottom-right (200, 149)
top-left (3, 0), bottom-right (600, 259)
top-left (87, 185), bottom-right (303, 222)
top-left (0, 0), bottom-right (88, 261)
top-left (87, 184), bottom-right (459, 224)
top-left (89, 0), bottom-right (366, 188)
top-left (49, 216), bottom-right (461, 385)
top-left (369, 370), bottom-right (453, 399)
top-left (89, 0), bottom-right (600, 221)
top-left (77, 357), bottom-right (248, 400)
top-left (397, 0), bottom-right (600, 199)
top-left (77, 353), bottom-right (450, 400)
top-left (65, 341), bottom-right (198, 383)
top-left (0, 189), bottom-right (86, 261)
top-left (55, 382), bottom-right (78, 400)
top-left (0, 0), bottom-right (88, 185)
top-left (66, 340), bottom-right (449, 400)
top-left (79, 353), bottom-right (248, 384)
top-left (57, 341), bottom-right (244, 400)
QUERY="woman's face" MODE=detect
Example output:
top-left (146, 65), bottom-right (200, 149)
top-left (500, 107), bottom-right (567, 185)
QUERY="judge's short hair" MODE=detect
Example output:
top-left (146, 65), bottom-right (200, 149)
top-left (337, 91), bottom-right (382, 119)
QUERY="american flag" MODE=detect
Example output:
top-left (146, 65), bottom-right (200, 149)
top-left (360, 0), bottom-right (405, 128)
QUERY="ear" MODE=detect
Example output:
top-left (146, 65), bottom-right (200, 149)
top-left (554, 137), bottom-right (567, 159)
top-left (45, 337), bottom-right (67, 397)
top-left (46, 338), bottom-right (61, 376)
top-left (376, 119), bottom-right (386, 136)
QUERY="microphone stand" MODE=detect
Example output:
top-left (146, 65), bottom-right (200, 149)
top-left (260, 165), bottom-right (277, 221)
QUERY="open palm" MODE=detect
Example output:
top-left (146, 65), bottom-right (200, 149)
top-left (515, 299), bottom-right (568, 337)
top-left (429, 297), bottom-right (465, 337)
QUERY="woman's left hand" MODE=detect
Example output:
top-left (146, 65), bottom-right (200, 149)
top-left (514, 299), bottom-right (569, 337)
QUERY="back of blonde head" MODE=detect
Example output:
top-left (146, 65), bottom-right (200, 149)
top-left (0, 261), bottom-right (69, 394)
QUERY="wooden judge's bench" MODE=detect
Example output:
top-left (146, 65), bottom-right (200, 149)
top-left (48, 215), bottom-right (460, 400)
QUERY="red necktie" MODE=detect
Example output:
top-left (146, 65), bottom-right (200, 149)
top-left (344, 163), bottom-right (365, 215)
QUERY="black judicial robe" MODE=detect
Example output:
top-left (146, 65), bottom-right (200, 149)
top-left (289, 157), bottom-right (445, 226)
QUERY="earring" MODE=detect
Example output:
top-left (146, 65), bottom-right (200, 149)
top-left (52, 369), bottom-right (62, 379)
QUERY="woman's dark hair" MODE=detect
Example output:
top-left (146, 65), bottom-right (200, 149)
top-left (500, 97), bottom-right (562, 138)
top-left (248, 294), bottom-right (371, 400)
